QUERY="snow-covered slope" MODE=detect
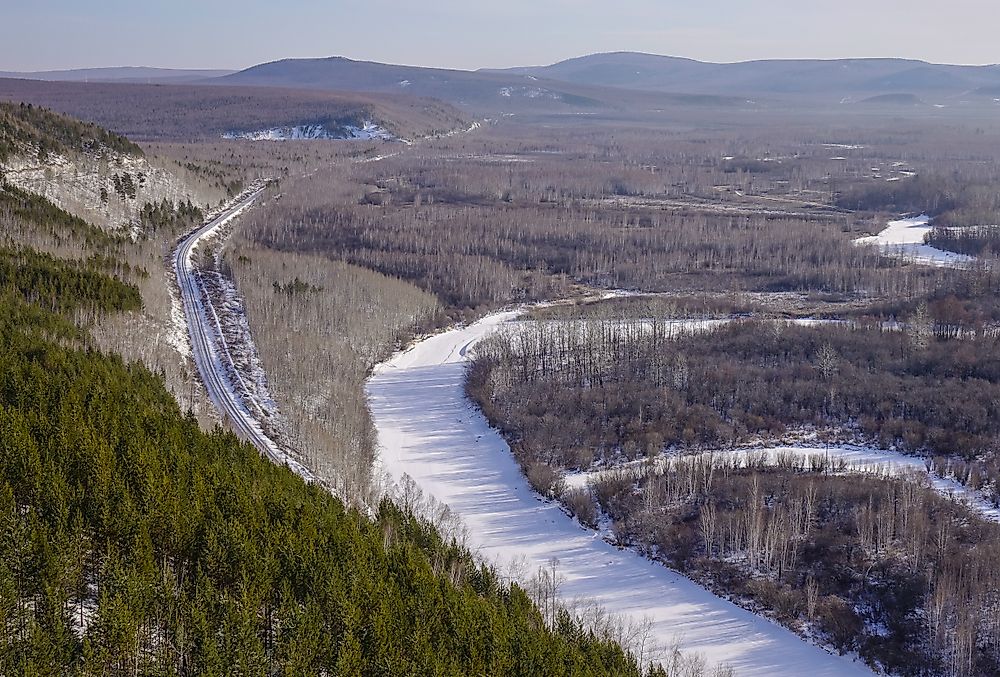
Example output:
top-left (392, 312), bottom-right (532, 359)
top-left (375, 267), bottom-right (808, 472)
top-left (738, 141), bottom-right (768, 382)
top-left (854, 215), bottom-right (973, 268)
top-left (367, 310), bottom-right (875, 676)
top-left (3, 149), bottom-right (207, 237)
top-left (222, 121), bottom-right (394, 141)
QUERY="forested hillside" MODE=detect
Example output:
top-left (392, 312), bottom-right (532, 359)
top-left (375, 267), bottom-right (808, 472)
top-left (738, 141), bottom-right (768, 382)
top-left (0, 175), bottom-right (651, 673)
top-left (0, 100), bottom-right (142, 163)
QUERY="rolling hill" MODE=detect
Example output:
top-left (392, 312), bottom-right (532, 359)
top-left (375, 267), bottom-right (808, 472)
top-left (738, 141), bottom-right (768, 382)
top-left (0, 78), bottom-right (467, 141)
top-left (215, 55), bottom-right (745, 113)
top-left (489, 52), bottom-right (1000, 102)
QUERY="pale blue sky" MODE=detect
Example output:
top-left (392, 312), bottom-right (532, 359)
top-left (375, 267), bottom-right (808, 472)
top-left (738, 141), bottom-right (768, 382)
top-left (2, 0), bottom-right (998, 71)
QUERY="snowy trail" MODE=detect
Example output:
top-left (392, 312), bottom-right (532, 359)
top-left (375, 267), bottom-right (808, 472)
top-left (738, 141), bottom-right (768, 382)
top-left (367, 311), bottom-right (875, 676)
top-left (853, 215), bottom-right (973, 268)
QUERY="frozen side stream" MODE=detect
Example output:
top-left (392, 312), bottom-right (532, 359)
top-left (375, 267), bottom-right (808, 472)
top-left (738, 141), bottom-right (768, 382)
top-left (367, 311), bottom-right (874, 676)
top-left (853, 214), bottom-right (973, 268)
top-left (564, 446), bottom-right (1000, 524)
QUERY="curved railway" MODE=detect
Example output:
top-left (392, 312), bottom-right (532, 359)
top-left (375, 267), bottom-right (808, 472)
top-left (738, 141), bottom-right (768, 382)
top-left (173, 186), bottom-right (314, 481)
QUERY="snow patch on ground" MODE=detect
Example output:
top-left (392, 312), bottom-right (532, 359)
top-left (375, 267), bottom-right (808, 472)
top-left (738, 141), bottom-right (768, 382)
top-left (167, 279), bottom-right (191, 359)
top-left (367, 309), bottom-right (875, 676)
top-left (853, 215), bottom-right (974, 268)
top-left (222, 121), bottom-right (394, 141)
top-left (69, 582), bottom-right (98, 640)
top-left (420, 119), bottom-right (483, 141)
top-left (202, 261), bottom-right (293, 446)
top-left (498, 86), bottom-right (562, 100)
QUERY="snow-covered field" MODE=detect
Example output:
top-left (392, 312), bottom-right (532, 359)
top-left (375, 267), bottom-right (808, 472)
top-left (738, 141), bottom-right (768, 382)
top-left (222, 121), bottom-right (394, 141)
top-left (854, 215), bottom-right (973, 268)
top-left (367, 311), bottom-right (875, 676)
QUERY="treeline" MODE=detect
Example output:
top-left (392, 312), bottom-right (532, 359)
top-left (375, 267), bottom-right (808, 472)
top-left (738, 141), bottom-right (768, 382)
top-left (466, 316), bottom-right (1000, 673)
top-left (0, 183), bottom-right (121, 250)
top-left (0, 100), bottom-right (142, 162)
top-left (225, 242), bottom-right (442, 504)
top-left (0, 246), bottom-right (140, 318)
top-left (836, 173), bottom-right (1000, 228)
top-left (582, 458), bottom-right (1000, 675)
top-left (138, 197), bottom-right (203, 235)
top-left (835, 174), bottom-right (959, 214)
top-left (2, 173), bottom-right (218, 424)
top-left (0, 242), bottom-right (651, 674)
top-left (927, 225), bottom-right (1000, 257)
top-left (245, 162), bottom-right (938, 313)
top-left (468, 317), bottom-right (1000, 497)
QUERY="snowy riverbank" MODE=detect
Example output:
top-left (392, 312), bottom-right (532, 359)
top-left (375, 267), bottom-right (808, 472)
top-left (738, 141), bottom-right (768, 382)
top-left (367, 310), bottom-right (875, 676)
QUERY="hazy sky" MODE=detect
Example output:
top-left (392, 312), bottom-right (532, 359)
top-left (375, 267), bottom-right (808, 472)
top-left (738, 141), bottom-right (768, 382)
top-left (3, 0), bottom-right (998, 71)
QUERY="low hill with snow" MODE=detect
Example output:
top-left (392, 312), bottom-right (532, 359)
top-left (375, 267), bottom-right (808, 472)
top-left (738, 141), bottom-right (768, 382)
top-left (0, 78), bottom-right (468, 142)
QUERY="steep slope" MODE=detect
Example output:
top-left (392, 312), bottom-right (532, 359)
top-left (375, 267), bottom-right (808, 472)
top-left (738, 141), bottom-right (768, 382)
top-left (0, 102), bottom-right (214, 235)
top-left (0, 106), bottom-right (650, 677)
top-left (0, 248), bottom-right (646, 676)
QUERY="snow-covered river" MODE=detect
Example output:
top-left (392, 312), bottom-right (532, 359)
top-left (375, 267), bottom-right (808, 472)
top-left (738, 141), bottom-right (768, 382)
top-left (367, 310), bottom-right (876, 676)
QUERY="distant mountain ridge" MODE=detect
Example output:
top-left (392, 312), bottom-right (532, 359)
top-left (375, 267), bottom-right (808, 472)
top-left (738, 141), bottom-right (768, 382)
top-left (9, 53), bottom-right (1000, 116)
top-left (0, 67), bottom-right (234, 84)
top-left (487, 52), bottom-right (1000, 99)
top-left (215, 55), bottom-right (744, 112)
top-left (211, 53), bottom-right (1000, 113)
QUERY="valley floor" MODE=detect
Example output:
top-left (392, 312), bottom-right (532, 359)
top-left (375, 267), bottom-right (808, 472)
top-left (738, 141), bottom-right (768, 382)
top-left (367, 310), bottom-right (876, 676)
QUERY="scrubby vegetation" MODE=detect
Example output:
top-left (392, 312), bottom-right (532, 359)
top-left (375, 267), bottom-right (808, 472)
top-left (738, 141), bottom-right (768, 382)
top-left (225, 243), bottom-right (442, 503)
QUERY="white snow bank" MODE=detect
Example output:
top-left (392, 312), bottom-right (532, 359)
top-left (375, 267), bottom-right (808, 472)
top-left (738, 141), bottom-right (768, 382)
top-left (367, 310), bottom-right (874, 676)
top-left (854, 215), bottom-right (973, 268)
top-left (222, 121), bottom-right (394, 141)
top-left (565, 445), bottom-right (999, 524)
